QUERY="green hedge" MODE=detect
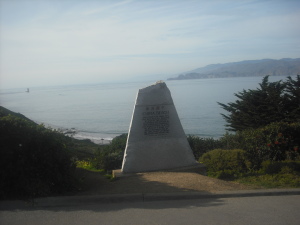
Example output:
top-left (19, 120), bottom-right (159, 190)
top-left (200, 149), bottom-right (248, 179)
top-left (260, 160), bottom-right (300, 175)
top-left (0, 114), bottom-right (76, 199)
top-left (212, 122), bottom-right (300, 170)
top-left (238, 122), bottom-right (300, 169)
top-left (187, 135), bottom-right (223, 159)
top-left (92, 134), bottom-right (127, 171)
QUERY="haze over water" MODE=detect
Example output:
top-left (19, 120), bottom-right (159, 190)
top-left (0, 76), bottom-right (290, 143)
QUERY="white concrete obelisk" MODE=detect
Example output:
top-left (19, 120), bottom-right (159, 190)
top-left (121, 81), bottom-right (197, 173)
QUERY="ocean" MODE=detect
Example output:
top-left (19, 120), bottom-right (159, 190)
top-left (0, 76), bottom-right (290, 144)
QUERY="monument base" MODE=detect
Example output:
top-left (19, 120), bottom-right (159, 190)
top-left (113, 163), bottom-right (206, 178)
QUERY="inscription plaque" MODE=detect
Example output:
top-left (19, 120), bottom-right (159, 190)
top-left (142, 109), bottom-right (169, 136)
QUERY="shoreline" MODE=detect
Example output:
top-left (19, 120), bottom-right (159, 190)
top-left (41, 123), bottom-right (121, 145)
top-left (71, 133), bottom-right (116, 145)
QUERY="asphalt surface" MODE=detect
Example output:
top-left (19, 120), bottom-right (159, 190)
top-left (1, 193), bottom-right (300, 225)
top-left (1, 188), bottom-right (300, 209)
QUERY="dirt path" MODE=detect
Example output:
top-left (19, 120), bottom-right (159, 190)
top-left (73, 169), bottom-right (254, 196)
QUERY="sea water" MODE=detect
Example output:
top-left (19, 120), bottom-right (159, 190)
top-left (0, 76), bottom-right (290, 143)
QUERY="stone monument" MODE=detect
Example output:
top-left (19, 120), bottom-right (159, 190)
top-left (121, 81), bottom-right (198, 173)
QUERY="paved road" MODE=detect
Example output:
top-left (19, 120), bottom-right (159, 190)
top-left (1, 195), bottom-right (300, 225)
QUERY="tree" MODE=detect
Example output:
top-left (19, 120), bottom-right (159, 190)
top-left (218, 75), bottom-right (299, 131)
top-left (284, 75), bottom-right (300, 123)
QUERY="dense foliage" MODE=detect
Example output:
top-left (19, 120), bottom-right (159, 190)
top-left (218, 75), bottom-right (300, 131)
top-left (92, 134), bottom-right (127, 171)
top-left (239, 122), bottom-right (300, 168)
top-left (200, 149), bottom-right (248, 179)
top-left (196, 76), bottom-right (300, 186)
top-left (260, 160), bottom-right (300, 175)
top-left (285, 76), bottom-right (300, 121)
top-left (0, 107), bottom-right (77, 199)
top-left (187, 135), bottom-right (223, 159)
top-left (216, 122), bottom-right (300, 169)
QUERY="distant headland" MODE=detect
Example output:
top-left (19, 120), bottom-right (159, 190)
top-left (168, 58), bottom-right (300, 80)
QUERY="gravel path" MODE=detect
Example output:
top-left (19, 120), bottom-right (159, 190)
top-left (73, 169), bottom-right (253, 196)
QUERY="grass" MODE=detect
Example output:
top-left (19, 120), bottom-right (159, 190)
top-left (104, 174), bottom-right (116, 181)
top-left (77, 158), bottom-right (300, 188)
top-left (76, 160), bottom-right (104, 173)
top-left (76, 160), bottom-right (116, 181)
top-left (235, 173), bottom-right (300, 188)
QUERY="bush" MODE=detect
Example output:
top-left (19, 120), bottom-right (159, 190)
top-left (219, 132), bottom-right (243, 150)
top-left (212, 170), bottom-right (242, 180)
top-left (109, 133), bottom-right (127, 151)
top-left (260, 160), bottom-right (300, 175)
top-left (187, 135), bottom-right (223, 159)
top-left (98, 151), bottom-right (124, 171)
top-left (93, 134), bottom-right (127, 171)
top-left (237, 173), bottom-right (300, 188)
top-left (0, 114), bottom-right (76, 199)
top-left (76, 160), bottom-right (104, 172)
top-left (238, 122), bottom-right (300, 169)
top-left (200, 149), bottom-right (248, 179)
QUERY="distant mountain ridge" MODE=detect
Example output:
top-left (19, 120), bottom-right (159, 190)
top-left (168, 58), bottom-right (300, 80)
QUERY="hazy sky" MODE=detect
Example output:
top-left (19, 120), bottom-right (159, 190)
top-left (0, 0), bottom-right (299, 89)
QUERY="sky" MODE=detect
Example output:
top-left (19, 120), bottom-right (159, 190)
top-left (0, 0), bottom-right (299, 89)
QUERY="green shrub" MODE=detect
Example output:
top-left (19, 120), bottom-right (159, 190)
top-left (212, 169), bottom-right (243, 180)
top-left (0, 114), bottom-right (76, 199)
top-left (187, 135), bottom-right (223, 159)
top-left (260, 160), bottom-right (300, 175)
top-left (237, 173), bottom-right (300, 188)
top-left (76, 160), bottom-right (104, 172)
top-left (219, 132), bottom-right (243, 150)
top-left (200, 149), bottom-right (248, 179)
top-left (93, 134), bottom-right (127, 171)
top-left (109, 133), bottom-right (127, 151)
top-left (66, 138), bottom-right (99, 161)
top-left (95, 150), bottom-right (124, 171)
top-left (280, 166), bottom-right (295, 175)
top-left (238, 122), bottom-right (300, 169)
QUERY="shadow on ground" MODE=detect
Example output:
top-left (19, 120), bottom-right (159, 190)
top-left (0, 197), bottom-right (226, 216)
top-left (0, 168), bottom-right (251, 212)
top-left (0, 169), bottom-right (225, 212)
top-left (73, 168), bottom-right (249, 195)
top-left (74, 169), bottom-right (207, 195)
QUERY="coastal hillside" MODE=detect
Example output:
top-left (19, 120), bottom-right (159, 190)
top-left (0, 106), bottom-right (34, 122)
top-left (0, 106), bottom-right (102, 198)
top-left (168, 58), bottom-right (300, 80)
